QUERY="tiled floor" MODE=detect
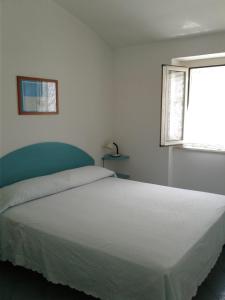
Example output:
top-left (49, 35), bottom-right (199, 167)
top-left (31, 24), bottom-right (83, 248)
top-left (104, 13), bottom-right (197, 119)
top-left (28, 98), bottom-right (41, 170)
top-left (1, 247), bottom-right (225, 300)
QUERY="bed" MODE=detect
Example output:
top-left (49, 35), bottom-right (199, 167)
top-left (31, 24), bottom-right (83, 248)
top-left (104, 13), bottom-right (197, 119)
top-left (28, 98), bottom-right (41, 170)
top-left (0, 142), bottom-right (225, 300)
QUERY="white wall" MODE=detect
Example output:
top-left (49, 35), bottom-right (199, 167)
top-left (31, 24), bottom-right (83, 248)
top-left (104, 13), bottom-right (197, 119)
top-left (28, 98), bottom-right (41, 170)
top-left (1, 0), bottom-right (113, 164)
top-left (114, 32), bottom-right (225, 194)
top-left (114, 45), bottom-right (168, 185)
top-left (172, 148), bottom-right (225, 195)
top-left (1, 1), bottom-right (225, 194)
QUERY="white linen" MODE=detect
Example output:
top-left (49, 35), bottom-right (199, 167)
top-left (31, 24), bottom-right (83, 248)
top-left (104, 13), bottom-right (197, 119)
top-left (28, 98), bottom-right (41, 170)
top-left (0, 166), bottom-right (115, 214)
top-left (1, 177), bottom-right (225, 300)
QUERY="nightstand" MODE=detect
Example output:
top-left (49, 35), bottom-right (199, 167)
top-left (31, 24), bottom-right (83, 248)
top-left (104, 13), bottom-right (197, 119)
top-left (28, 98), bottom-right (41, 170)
top-left (102, 154), bottom-right (130, 179)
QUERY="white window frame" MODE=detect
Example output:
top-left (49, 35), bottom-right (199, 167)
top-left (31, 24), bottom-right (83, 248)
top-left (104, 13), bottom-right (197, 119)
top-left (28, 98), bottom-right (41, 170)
top-left (160, 65), bottom-right (189, 146)
top-left (184, 63), bottom-right (225, 152)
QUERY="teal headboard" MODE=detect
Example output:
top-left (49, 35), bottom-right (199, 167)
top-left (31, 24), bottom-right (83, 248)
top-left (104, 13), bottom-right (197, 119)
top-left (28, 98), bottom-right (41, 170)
top-left (0, 142), bottom-right (94, 188)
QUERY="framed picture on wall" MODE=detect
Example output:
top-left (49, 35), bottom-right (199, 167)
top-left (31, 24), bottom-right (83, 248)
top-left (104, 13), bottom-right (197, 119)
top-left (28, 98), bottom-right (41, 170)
top-left (17, 76), bottom-right (59, 115)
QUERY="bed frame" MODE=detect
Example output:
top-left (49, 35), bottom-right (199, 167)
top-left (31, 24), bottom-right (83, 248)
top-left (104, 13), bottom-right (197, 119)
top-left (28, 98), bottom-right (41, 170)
top-left (0, 142), bottom-right (94, 188)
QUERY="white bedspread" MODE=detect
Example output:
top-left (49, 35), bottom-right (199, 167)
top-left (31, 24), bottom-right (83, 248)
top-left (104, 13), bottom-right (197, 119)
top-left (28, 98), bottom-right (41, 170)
top-left (1, 177), bottom-right (225, 300)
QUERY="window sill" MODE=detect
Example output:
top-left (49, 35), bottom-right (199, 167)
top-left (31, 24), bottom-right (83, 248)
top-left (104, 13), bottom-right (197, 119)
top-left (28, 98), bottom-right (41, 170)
top-left (174, 145), bottom-right (225, 154)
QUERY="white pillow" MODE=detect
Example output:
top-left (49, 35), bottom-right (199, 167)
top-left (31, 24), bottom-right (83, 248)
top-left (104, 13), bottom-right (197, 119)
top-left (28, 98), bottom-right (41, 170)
top-left (0, 166), bottom-right (115, 214)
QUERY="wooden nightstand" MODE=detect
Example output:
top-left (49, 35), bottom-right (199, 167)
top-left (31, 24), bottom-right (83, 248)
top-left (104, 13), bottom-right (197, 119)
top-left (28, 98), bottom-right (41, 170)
top-left (102, 154), bottom-right (130, 179)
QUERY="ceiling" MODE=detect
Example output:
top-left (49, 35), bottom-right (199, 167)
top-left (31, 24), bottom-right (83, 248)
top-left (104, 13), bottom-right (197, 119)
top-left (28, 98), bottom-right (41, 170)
top-left (54, 0), bottom-right (225, 47)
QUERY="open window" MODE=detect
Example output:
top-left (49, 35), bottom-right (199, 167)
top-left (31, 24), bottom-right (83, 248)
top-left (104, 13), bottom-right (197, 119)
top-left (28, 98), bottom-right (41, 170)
top-left (161, 63), bottom-right (225, 151)
top-left (160, 65), bottom-right (189, 146)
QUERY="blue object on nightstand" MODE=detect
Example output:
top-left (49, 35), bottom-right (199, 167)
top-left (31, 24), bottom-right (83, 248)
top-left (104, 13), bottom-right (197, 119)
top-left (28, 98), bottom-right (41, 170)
top-left (102, 154), bottom-right (130, 179)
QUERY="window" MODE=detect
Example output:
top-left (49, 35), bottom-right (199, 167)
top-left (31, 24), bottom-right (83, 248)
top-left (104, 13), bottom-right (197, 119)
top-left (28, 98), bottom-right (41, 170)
top-left (160, 64), bottom-right (225, 151)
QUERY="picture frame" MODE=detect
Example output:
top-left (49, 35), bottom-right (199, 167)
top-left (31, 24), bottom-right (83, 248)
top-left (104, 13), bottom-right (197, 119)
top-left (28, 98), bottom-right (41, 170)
top-left (17, 76), bottom-right (59, 115)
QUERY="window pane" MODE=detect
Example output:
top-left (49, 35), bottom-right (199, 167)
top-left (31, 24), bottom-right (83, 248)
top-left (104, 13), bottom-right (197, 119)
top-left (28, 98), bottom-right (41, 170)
top-left (166, 70), bottom-right (186, 142)
top-left (184, 66), bottom-right (225, 150)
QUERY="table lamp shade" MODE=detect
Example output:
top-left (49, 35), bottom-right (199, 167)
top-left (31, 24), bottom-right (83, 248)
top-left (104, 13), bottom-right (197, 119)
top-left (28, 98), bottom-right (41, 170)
top-left (103, 142), bottom-right (120, 156)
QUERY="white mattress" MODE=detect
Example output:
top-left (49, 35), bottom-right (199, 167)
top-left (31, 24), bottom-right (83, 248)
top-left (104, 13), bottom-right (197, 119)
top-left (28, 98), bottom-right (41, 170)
top-left (1, 177), bottom-right (225, 300)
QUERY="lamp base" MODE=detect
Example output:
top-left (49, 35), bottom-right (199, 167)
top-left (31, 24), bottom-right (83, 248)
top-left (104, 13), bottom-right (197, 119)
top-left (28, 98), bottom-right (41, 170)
top-left (110, 154), bottom-right (121, 157)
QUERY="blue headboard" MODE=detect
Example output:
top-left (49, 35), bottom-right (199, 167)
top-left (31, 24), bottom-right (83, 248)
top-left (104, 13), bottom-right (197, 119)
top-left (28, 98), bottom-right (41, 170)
top-left (0, 142), bottom-right (94, 187)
